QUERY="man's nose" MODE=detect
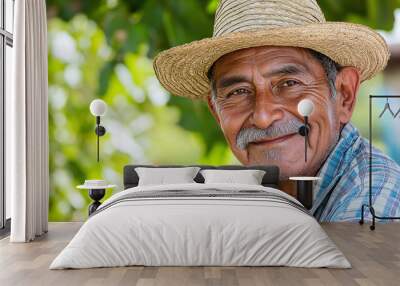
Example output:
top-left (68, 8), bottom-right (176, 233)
top-left (249, 90), bottom-right (284, 129)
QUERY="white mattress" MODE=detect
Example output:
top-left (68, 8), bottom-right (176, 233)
top-left (50, 183), bottom-right (351, 269)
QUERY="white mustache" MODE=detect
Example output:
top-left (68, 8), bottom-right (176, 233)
top-left (236, 119), bottom-right (303, 150)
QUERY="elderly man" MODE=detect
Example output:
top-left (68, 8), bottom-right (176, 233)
top-left (153, 0), bottom-right (400, 222)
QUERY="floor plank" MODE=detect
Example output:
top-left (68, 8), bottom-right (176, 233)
top-left (0, 222), bottom-right (399, 286)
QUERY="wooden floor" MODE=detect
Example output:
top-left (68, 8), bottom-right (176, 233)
top-left (0, 222), bottom-right (399, 286)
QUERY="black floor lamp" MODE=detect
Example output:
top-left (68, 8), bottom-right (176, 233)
top-left (359, 95), bottom-right (400, 230)
top-left (89, 99), bottom-right (107, 162)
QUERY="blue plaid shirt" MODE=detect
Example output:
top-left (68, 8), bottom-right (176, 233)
top-left (311, 122), bottom-right (400, 222)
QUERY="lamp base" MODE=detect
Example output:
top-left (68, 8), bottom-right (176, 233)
top-left (296, 180), bottom-right (313, 210)
top-left (88, 188), bottom-right (106, 216)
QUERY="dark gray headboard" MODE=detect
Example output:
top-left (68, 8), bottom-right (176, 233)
top-left (123, 165), bottom-right (280, 189)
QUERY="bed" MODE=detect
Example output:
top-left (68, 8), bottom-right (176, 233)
top-left (49, 165), bottom-right (350, 269)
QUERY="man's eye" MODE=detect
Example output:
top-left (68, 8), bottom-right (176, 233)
top-left (227, 88), bottom-right (250, 97)
top-left (281, 80), bottom-right (299, 87)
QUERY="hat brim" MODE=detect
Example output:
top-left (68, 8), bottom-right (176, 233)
top-left (153, 22), bottom-right (390, 100)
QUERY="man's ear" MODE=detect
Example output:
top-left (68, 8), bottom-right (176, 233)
top-left (335, 66), bottom-right (360, 124)
top-left (206, 93), bottom-right (221, 125)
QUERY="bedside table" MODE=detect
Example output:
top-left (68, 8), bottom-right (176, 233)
top-left (289, 176), bottom-right (320, 210)
top-left (77, 181), bottom-right (116, 216)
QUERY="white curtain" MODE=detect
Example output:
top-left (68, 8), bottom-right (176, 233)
top-left (8, 0), bottom-right (49, 242)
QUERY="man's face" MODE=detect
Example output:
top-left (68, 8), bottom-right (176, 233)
top-left (207, 46), bottom-right (350, 179)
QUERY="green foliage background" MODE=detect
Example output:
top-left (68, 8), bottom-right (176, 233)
top-left (46, 0), bottom-right (400, 221)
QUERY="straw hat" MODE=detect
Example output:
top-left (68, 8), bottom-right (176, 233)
top-left (153, 0), bottom-right (390, 100)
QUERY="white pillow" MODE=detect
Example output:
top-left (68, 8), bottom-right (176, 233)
top-left (135, 167), bottom-right (201, 186)
top-left (200, 169), bottom-right (266, 185)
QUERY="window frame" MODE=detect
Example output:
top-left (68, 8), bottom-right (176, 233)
top-left (0, 0), bottom-right (13, 234)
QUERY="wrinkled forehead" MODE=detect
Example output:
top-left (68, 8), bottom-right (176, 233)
top-left (212, 46), bottom-right (319, 77)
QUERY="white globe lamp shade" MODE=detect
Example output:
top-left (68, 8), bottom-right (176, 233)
top-left (90, 99), bottom-right (107, 117)
top-left (297, 99), bottom-right (314, 117)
